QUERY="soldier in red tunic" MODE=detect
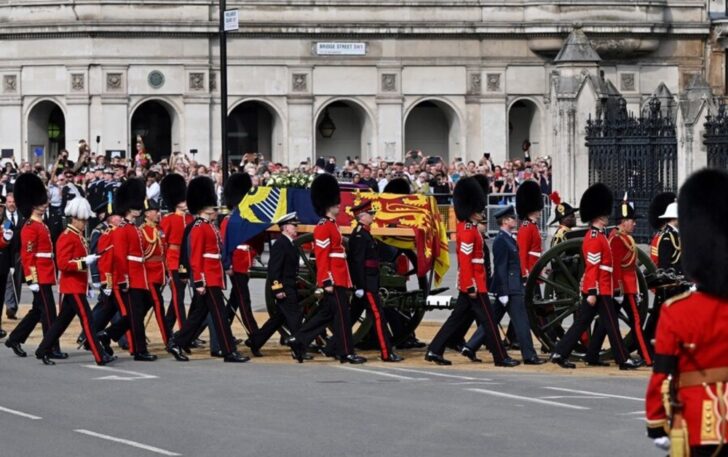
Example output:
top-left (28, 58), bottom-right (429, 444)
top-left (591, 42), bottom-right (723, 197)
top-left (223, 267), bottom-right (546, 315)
top-left (141, 198), bottom-right (170, 346)
top-left (34, 197), bottom-right (113, 366)
top-left (286, 173), bottom-right (366, 364)
top-left (5, 173), bottom-right (66, 360)
top-left (167, 176), bottom-right (249, 363)
top-left (645, 169), bottom-right (728, 457)
top-left (426, 177), bottom-right (518, 367)
top-left (550, 183), bottom-right (639, 370)
top-left (160, 173), bottom-right (193, 332)
top-left (516, 180), bottom-right (544, 280)
top-left (98, 178), bottom-right (157, 361)
top-left (220, 173), bottom-right (259, 340)
top-left (584, 194), bottom-right (652, 367)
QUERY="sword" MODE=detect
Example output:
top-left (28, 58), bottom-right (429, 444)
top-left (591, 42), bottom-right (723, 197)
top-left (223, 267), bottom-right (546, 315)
top-left (8, 266), bottom-right (19, 309)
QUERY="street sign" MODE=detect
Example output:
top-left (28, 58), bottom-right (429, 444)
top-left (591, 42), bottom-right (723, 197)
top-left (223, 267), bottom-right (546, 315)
top-left (224, 10), bottom-right (239, 32)
top-left (315, 42), bottom-right (367, 56)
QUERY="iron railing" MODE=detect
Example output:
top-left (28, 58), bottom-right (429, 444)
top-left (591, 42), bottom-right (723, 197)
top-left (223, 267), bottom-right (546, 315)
top-left (704, 103), bottom-right (728, 169)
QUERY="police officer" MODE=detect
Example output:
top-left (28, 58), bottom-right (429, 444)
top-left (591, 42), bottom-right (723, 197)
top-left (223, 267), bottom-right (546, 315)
top-left (549, 193), bottom-right (578, 247)
top-left (167, 176), bottom-right (249, 363)
top-left (426, 177), bottom-right (519, 367)
top-left (245, 213), bottom-right (304, 356)
top-left (286, 173), bottom-right (366, 364)
top-left (348, 200), bottom-right (403, 362)
top-left (550, 183), bottom-right (639, 370)
top-left (645, 168), bottom-right (728, 457)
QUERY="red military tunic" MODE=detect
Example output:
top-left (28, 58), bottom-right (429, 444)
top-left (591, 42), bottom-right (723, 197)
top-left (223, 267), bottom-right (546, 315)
top-left (581, 226), bottom-right (614, 296)
top-left (96, 225), bottom-right (115, 290)
top-left (189, 218), bottom-right (225, 289)
top-left (609, 228), bottom-right (638, 294)
top-left (517, 219), bottom-right (541, 277)
top-left (142, 222), bottom-right (166, 285)
top-left (649, 230), bottom-right (662, 265)
top-left (313, 217), bottom-right (352, 288)
top-left (645, 291), bottom-right (728, 447)
top-left (160, 211), bottom-right (192, 272)
top-left (21, 216), bottom-right (56, 285)
top-left (112, 219), bottom-right (148, 289)
top-left (56, 225), bottom-right (90, 295)
top-left (456, 221), bottom-right (487, 294)
top-left (220, 214), bottom-right (256, 274)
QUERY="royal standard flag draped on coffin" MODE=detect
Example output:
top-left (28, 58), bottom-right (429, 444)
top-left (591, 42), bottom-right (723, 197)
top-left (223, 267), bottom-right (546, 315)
top-left (224, 186), bottom-right (449, 285)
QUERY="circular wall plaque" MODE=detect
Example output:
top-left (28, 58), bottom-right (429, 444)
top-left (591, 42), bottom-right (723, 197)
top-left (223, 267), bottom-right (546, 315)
top-left (148, 70), bottom-right (165, 89)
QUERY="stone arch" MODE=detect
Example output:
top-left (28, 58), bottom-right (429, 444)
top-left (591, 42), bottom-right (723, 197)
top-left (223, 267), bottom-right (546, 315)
top-left (314, 97), bottom-right (376, 165)
top-left (403, 97), bottom-right (464, 162)
top-left (507, 97), bottom-right (544, 160)
top-left (129, 97), bottom-right (183, 162)
top-left (227, 98), bottom-right (286, 164)
top-left (25, 98), bottom-right (67, 166)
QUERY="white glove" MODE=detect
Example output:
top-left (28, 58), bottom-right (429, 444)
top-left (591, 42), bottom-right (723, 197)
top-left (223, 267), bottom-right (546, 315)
top-left (355, 289), bottom-right (365, 298)
top-left (498, 296), bottom-right (509, 305)
top-left (653, 437), bottom-right (670, 451)
top-left (29, 283), bottom-right (40, 293)
top-left (2, 229), bottom-right (12, 241)
top-left (9, 267), bottom-right (14, 275)
top-left (92, 282), bottom-right (101, 289)
top-left (102, 288), bottom-right (112, 296)
top-left (614, 295), bottom-right (624, 305)
top-left (84, 254), bottom-right (99, 264)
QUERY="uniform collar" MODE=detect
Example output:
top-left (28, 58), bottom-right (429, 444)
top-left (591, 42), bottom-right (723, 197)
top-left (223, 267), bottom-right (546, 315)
top-left (66, 224), bottom-right (82, 235)
top-left (30, 214), bottom-right (43, 222)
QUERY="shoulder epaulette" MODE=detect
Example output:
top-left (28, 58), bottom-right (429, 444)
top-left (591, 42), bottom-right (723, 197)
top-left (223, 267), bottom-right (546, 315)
top-left (193, 218), bottom-right (205, 227)
top-left (590, 229), bottom-right (598, 238)
top-left (465, 222), bottom-right (472, 229)
top-left (663, 290), bottom-right (692, 308)
top-left (317, 218), bottom-right (326, 225)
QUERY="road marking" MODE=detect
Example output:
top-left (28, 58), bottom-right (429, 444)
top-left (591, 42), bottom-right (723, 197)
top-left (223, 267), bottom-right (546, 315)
top-left (74, 429), bottom-right (181, 456)
top-left (380, 366), bottom-right (491, 381)
top-left (335, 365), bottom-right (428, 381)
top-left (541, 395), bottom-right (608, 400)
top-left (619, 411), bottom-right (646, 416)
top-left (544, 387), bottom-right (642, 402)
top-left (0, 405), bottom-right (42, 420)
top-left (83, 365), bottom-right (158, 381)
top-left (467, 388), bottom-right (590, 410)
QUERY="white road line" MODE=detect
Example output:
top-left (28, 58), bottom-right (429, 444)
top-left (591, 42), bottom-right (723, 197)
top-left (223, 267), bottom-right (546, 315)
top-left (467, 388), bottom-right (590, 410)
top-left (541, 395), bottom-right (608, 400)
top-left (0, 405), bottom-right (42, 420)
top-left (335, 365), bottom-right (428, 381)
top-left (544, 387), bottom-right (643, 402)
top-left (83, 364), bottom-right (158, 381)
top-left (74, 429), bottom-right (181, 456)
top-left (619, 411), bottom-right (647, 416)
top-left (380, 366), bottom-right (491, 381)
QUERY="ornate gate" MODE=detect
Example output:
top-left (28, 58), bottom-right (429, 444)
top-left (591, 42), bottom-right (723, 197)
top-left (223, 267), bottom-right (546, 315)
top-left (704, 103), bottom-right (728, 169)
top-left (585, 96), bottom-right (678, 243)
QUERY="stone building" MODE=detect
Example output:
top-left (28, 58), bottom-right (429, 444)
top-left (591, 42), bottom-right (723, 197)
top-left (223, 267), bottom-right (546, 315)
top-left (0, 0), bottom-right (717, 199)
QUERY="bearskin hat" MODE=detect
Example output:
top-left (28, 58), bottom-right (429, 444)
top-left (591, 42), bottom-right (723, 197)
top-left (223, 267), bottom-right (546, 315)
top-left (579, 183), bottom-right (613, 223)
top-left (679, 169), bottom-right (728, 297)
top-left (453, 176), bottom-right (486, 222)
top-left (471, 174), bottom-right (490, 200)
top-left (383, 177), bottom-right (411, 195)
top-left (648, 192), bottom-right (676, 230)
top-left (186, 176), bottom-right (218, 215)
top-left (160, 173), bottom-right (187, 209)
top-left (114, 178), bottom-right (146, 215)
top-left (14, 173), bottom-right (48, 218)
top-left (516, 180), bottom-right (544, 219)
top-left (311, 173), bottom-right (340, 217)
top-left (223, 173), bottom-right (252, 211)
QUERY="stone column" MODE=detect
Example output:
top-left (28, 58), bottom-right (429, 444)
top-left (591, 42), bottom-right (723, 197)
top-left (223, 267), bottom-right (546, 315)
top-left (184, 96), bottom-right (212, 164)
top-left (287, 97), bottom-right (313, 165)
top-left (100, 96), bottom-right (129, 157)
top-left (377, 67), bottom-right (403, 161)
top-left (481, 69), bottom-right (507, 164)
top-left (65, 97), bottom-right (90, 161)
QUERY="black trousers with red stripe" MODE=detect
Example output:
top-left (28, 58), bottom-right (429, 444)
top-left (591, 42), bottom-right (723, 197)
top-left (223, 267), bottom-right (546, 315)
top-left (105, 288), bottom-right (150, 355)
top-left (7, 284), bottom-right (59, 350)
top-left (585, 294), bottom-right (652, 365)
top-left (555, 295), bottom-right (629, 364)
top-left (164, 270), bottom-right (187, 331)
top-left (293, 286), bottom-right (353, 358)
top-left (350, 290), bottom-right (393, 359)
top-left (36, 294), bottom-right (105, 363)
top-left (173, 287), bottom-right (236, 356)
top-left (428, 292), bottom-right (508, 363)
top-left (228, 273), bottom-right (259, 336)
top-left (248, 287), bottom-right (302, 350)
top-left (148, 283), bottom-right (171, 346)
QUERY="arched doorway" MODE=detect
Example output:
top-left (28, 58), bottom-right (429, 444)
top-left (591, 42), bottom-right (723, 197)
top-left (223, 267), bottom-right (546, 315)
top-left (131, 100), bottom-right (175, 163)
top-left (508, 99), bottom-right (542, 160)
top-left (315, 100), bottom-right (373, 165)
top-left (27, 100), bottom-right (65, 166)
top-left (228, 101), bottom-right (283, 164)
top-left (404, 100), bottom-right (462, 162)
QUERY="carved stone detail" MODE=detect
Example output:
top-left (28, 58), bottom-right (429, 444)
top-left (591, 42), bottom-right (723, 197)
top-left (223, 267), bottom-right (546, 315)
top-left (71, 73), bottom-right (84, 91)
top-left (106, 73), bottom-right (122, 90)
top-left (189, 72), bottom-right (205, 91)
top-left (381, 73), bottom-right (396, 92)
top-left (469, 73), bottom-right (482, 94)
top-left (3, 75), bottom-right (17, 93)
top-left (292, 73), bottom-right (307, 92)
top-left (620, 73), bottom-right (635, 92)
top-left (486, 73), bottom-right (501, 92)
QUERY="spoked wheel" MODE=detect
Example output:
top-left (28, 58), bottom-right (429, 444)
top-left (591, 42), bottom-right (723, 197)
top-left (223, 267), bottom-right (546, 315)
top-left (524, 238), bottom-right (656, 359)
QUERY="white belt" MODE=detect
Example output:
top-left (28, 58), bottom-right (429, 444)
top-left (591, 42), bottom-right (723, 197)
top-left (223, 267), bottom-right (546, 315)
top-left (236, 245), bottom-right (250, 252)
top-left (203, 253), bottom-right (221, 259)
top-left (127, 255), bottom-right (144, 262)
top-left (472, 259), bottom-right (484, 264)
top-left (528, 251), bottom-right (541, 258)
top-left (599, 265), bottom-right (613, 273)
top-left (329, 252), bottom-right (346, 259)
top-left (35, 252), bottom-right (53, 259)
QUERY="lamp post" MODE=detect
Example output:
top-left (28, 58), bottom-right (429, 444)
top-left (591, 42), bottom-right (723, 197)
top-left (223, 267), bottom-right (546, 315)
top-left (219, 0), bottom-right (229, 184)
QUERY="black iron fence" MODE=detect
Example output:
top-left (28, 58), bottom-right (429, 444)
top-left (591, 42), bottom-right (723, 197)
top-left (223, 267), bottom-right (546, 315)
top-left (586, 97), bottom-right (677, 243)
top-left (704, 103), bottom-right (728, 169)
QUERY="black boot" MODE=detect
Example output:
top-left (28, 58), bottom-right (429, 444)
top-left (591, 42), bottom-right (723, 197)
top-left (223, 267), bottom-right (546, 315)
top-left (244, 339), bottom-right (263, 357)
top-left (223, 351), bottom-right (250, 363)
top-left (460, 346), bottom-right (482, 363)
top-left (167, 343), bottom-right (189, 362)
top-left (36, 353), bottom-right (55, 365)
top-left (96, 331), bottom-right (114, 356)
top-left (133, 352), bottom-right (158, 362)
top-left (550, 354), bottom-right (576, 369)
top-left (424, 351), bottom-right (452, 366)
top-left (5, 340), bottom-right (27, 357)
